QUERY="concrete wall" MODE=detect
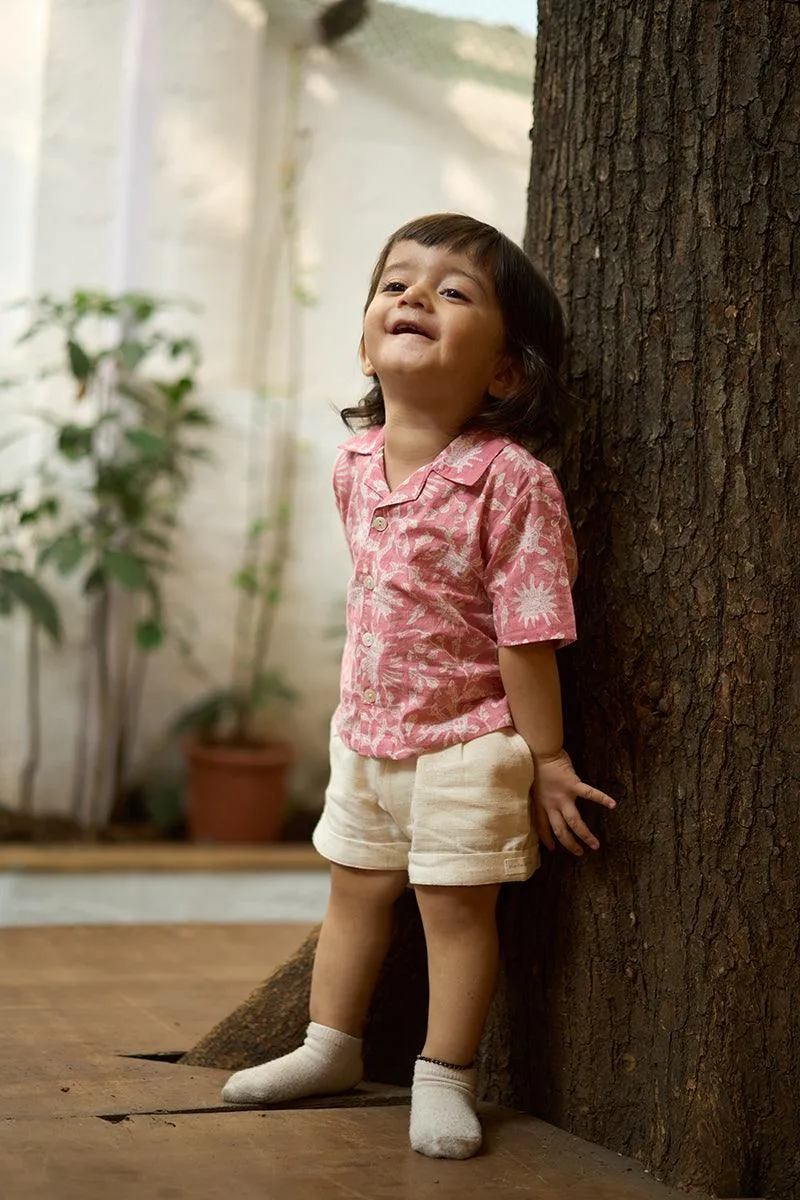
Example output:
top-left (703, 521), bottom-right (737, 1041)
top-left (0, 0), bottom-right (534, 817)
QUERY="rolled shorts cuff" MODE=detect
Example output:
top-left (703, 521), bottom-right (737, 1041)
top-left (312, 813), bottom-right (409, 872)
top-left (313, 812), bottom-right (540, 885)
top-left (407, 845), bottom-right (540, 886)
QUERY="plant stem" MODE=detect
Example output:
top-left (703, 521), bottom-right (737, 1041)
top-left (232, 43), bottom-right (306, 724)
top-left (245, 48), bottom-right (306, 740)
top-left (18, 618), bottom-right (41, 814)
top-left (109, 588), bottom-right (134, 821)
top-left (123, 639), bottom-right (149, 800)
top-left (87, 586), bottom-right (112, 830)
top-left (70, 607), bottom-right (94, 824)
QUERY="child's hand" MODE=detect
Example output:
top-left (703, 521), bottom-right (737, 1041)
top-left (531, 749), bottom-right (616, 856)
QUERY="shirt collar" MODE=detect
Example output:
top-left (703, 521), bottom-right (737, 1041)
top-left (339, 427), bottom-right (511, 487)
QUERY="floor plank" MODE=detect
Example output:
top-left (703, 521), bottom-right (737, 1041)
top-left (0, 924), bottom-right (698, 1199)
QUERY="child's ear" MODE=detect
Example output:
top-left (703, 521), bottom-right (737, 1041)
top-left (488, 355), bottom-right (523, 401)
top-left (359, 337), bottom-right (376, 378)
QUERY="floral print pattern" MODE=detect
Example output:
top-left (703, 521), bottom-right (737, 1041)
top-left (332, 427), bottom-right (577, 759)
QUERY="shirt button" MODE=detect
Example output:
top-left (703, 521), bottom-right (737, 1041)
top-left (362, 632), bottom-right (375, 646)
top-left (364, 574), bottom-right (375, 590)
top-left (372, 516), bottom-right (388, 531)
top-left (363, 689), bottom-right (377, 703)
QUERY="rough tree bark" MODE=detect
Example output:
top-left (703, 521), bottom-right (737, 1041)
top-left (499, 2), bottom-right (798, 1197)
top-left (185, 3), bottom-right (799, 1197)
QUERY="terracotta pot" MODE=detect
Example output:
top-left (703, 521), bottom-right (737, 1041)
top-left (184, 736), bottom-right (293, 843)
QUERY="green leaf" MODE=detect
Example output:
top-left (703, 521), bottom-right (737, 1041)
top-left (19, 497), bottom-right (59, 526)
top-left (172, 689), bottom-right (238, 736)
top-left (248, 517), bottom-right (271, 540)
top-left (122, 294), bottom-right (156, 324)
top-left (292, 283), bottom-right (318, 308)
top-left (67, 339), bottom-right (93, 382)
top-left (95, 465), bottom-right (146, 524)
top-left (139, 776), bottom-right (184, 831)
top-left (181, 406), bottom-right (213, 427)
top-left (125, 427), bottom-right (167, 459)
top-left (136, 618), bottom-right (164, 651)
top-left (57, 423), bottom-right (94, 461)
top-left (169, 337), bottom-right (198, 359)
top-left (0, 569), bottom-right (62, 643)
top-left (234, 566), bottom-right (259, 595)
top-left (250, 671), bottom-right (297, 710)
top-left (119, 340), bottom-right (147, 371)
top-left (39, 533), bottom-right (87, 576)
top-left (158, 376), bottom-right (193, 407)
top-left (83, 566), bottom-right (106, 595)
top-left (102, 549), bottom-right (148, 591)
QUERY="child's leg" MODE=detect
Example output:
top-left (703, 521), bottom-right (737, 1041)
top-left (410, 883), bottom-right (501, 1159)
top-left (222, 863), bottom-right (408, 1104)
top-left (416, 882), bottom-right (501, 1063)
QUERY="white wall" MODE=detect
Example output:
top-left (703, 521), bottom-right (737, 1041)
top-left (0, 0), bottom-right (534, 817)
top-left (0, 0), bottom-right (52, 804)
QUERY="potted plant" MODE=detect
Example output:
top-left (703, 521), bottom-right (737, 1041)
top-left (9, 289), bottom-right (212, 830)
top-left (173, 402), bottom-right (300, 842)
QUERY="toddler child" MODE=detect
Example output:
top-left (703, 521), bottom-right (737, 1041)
top-left (222, 213), bottom-right (616, 1159)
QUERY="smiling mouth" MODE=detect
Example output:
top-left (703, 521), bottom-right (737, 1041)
top-left (391, 322), bottom-right (433, 338)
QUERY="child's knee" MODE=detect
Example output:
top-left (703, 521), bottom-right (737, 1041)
top-left (330, 862), bottom-right (408, 907)
top-left (414, 883), bottom-right (500, 933)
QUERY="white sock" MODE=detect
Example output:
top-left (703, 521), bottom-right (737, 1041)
top-left (409, 1057), bottom-right (482, 1159)
top-left (221, 1021), bottom-right (363, 1105)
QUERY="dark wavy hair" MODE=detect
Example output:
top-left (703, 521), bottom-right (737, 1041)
top-left (340, 213), bottom-right (572, 456)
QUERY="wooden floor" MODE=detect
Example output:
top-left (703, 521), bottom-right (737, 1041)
top-left (0, 842), bottom-right (326, 873)
top-left (0, 923), bottom-right (696, 1200)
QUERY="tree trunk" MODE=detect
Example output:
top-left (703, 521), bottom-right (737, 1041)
top-left (184, 4), bottom-right (799, 1197)
top-left (504, 2), bottom-right (798, 1196)
top-left (182, 889), bottom-right (428, 1084)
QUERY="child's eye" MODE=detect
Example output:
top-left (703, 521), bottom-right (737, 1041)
top-left (381, 281), bottom-right (406, 293)
top-left (442, 288), bottom-right (468, 301)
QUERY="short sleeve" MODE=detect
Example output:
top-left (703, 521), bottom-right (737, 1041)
top-left (332, 450), bottom-right (355, 559)
top-left (484, 465), bottom-right (578, 649)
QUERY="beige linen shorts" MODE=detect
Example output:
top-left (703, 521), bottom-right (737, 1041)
top-left (312, 726), bottom-right (538, 886)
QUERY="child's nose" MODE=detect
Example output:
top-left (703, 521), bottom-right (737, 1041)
top-left (400, 282), bottom-right (432, 308)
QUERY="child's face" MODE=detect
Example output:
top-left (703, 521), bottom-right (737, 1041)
top-left (360, 240), bottom-right (515, 413)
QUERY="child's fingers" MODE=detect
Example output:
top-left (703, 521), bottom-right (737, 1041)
top-left (579, 783), bottom-right (616, 809)
top-left (534, 805), bottom-right (556, 851)
top-left (549, 813), bottom-right (586, 857)
top-left (561, 806), bottom-right (600, 852)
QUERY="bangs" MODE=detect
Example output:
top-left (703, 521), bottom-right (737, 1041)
top-left (388, 214), bottom-right (501, 269)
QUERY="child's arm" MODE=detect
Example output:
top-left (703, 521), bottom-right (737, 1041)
top-left (498, 642), bottom-right (616, 856)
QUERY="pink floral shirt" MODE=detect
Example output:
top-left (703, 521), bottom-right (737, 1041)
top-left (332, 427), bottom-right (578, 759)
